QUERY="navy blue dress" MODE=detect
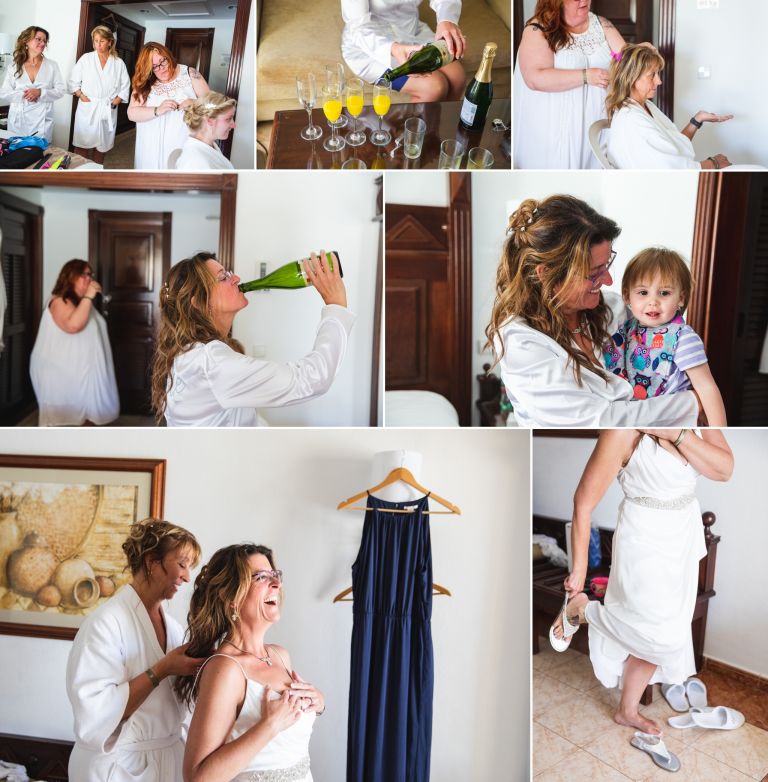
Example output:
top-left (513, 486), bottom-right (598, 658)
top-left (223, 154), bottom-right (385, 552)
top-left (347, 493), bottom-right (434, 782)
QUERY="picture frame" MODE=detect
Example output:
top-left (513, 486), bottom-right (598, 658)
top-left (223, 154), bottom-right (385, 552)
top-left (0, 455), bottom-right (165, 641)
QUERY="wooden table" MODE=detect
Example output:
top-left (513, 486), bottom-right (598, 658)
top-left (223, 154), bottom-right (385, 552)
top-left (0, 129), bottom-right (102, 170)
top-left (266, 98), bottom-right (510, 170)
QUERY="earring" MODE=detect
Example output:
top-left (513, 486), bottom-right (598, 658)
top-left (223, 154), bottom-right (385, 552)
top-left (231, 609), bottom-right (239, 623)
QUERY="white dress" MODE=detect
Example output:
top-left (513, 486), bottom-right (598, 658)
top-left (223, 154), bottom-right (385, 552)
top-left (607, 99), bottom-right (700, 170)
top-left (175, 136), bottom-right (234, 170)
top-left (341, 0), bottom-right (461, 84)
top-left (69, 51), bottom-right (130, 152)
top-left (496, 293), bottom-right (699, 427)
top-left (66, 585), bottom-right (186, 782)
top-left (195, 654), bottom-right (315, 782)
top-left (0, 58), bottom-right (65, 142)
top-left (514, 12), bottom-right (610, 169)
top-left (586, 436), bottom-right (706, 688)
top-left (165, 304), bottom-right (356, 427)
top-left (29, 300), bottom-right (119, 426)
top-left (134, 64), bottom-right (197, 170)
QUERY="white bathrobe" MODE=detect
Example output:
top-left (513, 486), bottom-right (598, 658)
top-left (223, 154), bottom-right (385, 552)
top-left (0, 58), bottom-right (65, 142)
top-left (607, 99), bottom-right (700, 170)
top-left (174, 136), bottom-right (234, 170)
top-left (66, 584), bottom-right (186, 782)
top-left (341, 0), bottom-right (461, 84)
top-left (69, 51), bottom-right (130, 152)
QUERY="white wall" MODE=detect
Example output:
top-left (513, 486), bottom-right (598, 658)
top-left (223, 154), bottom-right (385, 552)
top-left (385, 171), bottom-right (450, 207)
top-left (532, 430), bottom-right (768, 679)
top-left (0, 427), bottom-right (531, 782)
top-left (233, 171), bottom-right (380, 427)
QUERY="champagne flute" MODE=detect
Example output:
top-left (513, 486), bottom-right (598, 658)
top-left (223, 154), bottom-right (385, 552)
top-left (324, 63), bottom-right (348, 128)
top-left (322, 85), bottom-right (346, 152)
top-left (345, 77), bottom-right (366, 147)
top-left (296, 73), bottom-right (322, 141)
top-left (371, 78), bottom-right (392, 147)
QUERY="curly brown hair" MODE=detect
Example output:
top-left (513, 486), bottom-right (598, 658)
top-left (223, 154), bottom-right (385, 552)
top-left (485, 194), bottom-right (621, 386)
top-left (122, 518), bottom-right (201, 578)
top-left (606, 43), bottom-right (665, 121)
top-left (131, 42), bottom-right (178, 103)
top-left (51, 259), bottom-right (91, 307)
top-left (12, 26), bottom-right (49, 78)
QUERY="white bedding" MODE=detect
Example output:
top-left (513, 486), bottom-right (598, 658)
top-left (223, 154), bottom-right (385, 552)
top-left (384, 390), bottom-right (460, 427)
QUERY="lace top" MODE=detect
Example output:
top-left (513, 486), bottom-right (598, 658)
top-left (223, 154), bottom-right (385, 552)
top-left (150, 64), bottom-right (193, 98)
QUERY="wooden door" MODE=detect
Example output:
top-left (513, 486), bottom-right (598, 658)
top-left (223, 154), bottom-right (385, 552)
top-left (591, 0), bottom-right (652, 43)
top-left (0, 193), bottom-right (43, 425)
top-left (165, 28), bottom-right (215, 82)
top-left (88, 210), bottom-right (171, 416)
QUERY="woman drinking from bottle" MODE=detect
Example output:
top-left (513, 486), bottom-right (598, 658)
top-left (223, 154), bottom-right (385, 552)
top-left (151, 251), bottom-right (355, 427)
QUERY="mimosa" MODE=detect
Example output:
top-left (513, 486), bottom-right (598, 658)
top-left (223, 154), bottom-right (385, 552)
top-left (347, 94), bottom-right (364, 117)
top-left (323, 98), bottom-right (343, 123)
top-left (373, 94), bottom-right (391, 117)
top-left (371, 78), bottom-right (392, 147)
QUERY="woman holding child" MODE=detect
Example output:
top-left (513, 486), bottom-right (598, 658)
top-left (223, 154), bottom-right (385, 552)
top-left (485, 194), bottom-right (724, 427)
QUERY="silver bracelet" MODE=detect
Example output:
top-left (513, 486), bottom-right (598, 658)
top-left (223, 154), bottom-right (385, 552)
top-left (673, 428), bottom-right (688, 448)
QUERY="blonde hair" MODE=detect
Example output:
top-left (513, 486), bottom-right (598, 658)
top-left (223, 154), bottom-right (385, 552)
top-left (621, 247), bottom-right (693, 311)
top-left (174, 543), bottom-right (277, 706)
top-left (122, 518), bottom-right (201, 578)
top-left (606, 43), bottom-right (665, 121)
top-left (91, 25), bottom-right (117, 58)
top-left (13, 26), bottom-right (49, 77)
top-left (485, 195), bottom-right (621, 385)
top-left (183, 91), bottom-right (237, 131)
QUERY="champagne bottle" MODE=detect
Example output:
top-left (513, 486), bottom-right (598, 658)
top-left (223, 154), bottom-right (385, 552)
top-left (382, 40), bottom-right (454, 83)
top-left (459, 42), bottom-right (497, 131)
top-left (238, 251), bottom-right (343, 292)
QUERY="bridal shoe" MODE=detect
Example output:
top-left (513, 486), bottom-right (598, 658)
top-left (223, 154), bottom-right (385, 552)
top-left (630, 732), bottom-right (681, 773)
top-left (548, 591), bottom-right (580, 652)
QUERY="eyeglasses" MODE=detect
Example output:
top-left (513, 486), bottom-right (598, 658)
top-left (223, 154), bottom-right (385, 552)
top-left (32, 36), bottom-right (48, 46)
top-left (81, 270), bottom-right (94, 278)
top-left (251, 569), bottom-right (283, 584)
top-left (152, 57), bottom-right (169, 72)
top-left (215, 269), bottom-right (235, 283)
top-left (586, 250), bottom-right (617, 285)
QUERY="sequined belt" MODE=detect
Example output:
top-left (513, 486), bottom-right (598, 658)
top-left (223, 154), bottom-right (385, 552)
top-left (626, 494), bottom-right (696, 510)
top-left (245, 757), bottom-right (310, 782)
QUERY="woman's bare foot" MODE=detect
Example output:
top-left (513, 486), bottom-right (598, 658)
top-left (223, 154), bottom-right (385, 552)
top-left (614, 708), bottom-right (661, 735)
top-left (551, 592), bottom-right (589, 640)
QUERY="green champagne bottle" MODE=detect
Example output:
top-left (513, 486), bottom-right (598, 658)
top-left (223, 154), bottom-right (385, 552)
top-left (382, 40), bottom-right (454, 83)
top-left (238, 251), bottom-right (343, 292)
top-left (459, 42), bottom-right (497, 131)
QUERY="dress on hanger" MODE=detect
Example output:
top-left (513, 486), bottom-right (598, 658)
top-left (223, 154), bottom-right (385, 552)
top-left (347, 493), bottom-right (434, 782)
top-left (585, 435), bottom-right (705, 688)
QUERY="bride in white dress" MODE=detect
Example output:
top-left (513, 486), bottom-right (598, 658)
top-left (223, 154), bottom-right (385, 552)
top-left (551, 428), bottom-right (733, 734)
top-left (178, 544), bottom-right (323, 782)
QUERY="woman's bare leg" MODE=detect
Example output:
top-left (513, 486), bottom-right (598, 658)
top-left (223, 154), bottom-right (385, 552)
top-left (614, 656), bottom-right (661, 734)
top-left (400, 70), bottom-right (450, 102)
top-left (551, 591), bottom-right (589, 639)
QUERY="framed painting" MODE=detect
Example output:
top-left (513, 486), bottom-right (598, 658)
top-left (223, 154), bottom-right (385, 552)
top-left (0, 455), bottom-right (165, 640)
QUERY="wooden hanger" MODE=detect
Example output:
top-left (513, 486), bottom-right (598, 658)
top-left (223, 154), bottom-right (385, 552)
top-left (336, 468), bottom-right (461, 515)
top-left (332, 582), bottom-right (452, 603)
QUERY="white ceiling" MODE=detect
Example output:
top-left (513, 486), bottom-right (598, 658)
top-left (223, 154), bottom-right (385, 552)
top-left (102, 1), bottom-right (238, 23)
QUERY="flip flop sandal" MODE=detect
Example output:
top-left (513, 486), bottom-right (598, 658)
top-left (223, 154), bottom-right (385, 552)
top-left (548, 591), bottom-right (580, 652)
top-left (668, 706), bottom-right (745, 730)
top-left (630, 732), bottom-right (681, 773)
top-left (684, 677), bottom-right (708, 709)
top-left (661, 683), bottom-right (689, 712)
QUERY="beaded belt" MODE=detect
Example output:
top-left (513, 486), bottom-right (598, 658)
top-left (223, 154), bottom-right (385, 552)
top-left (626, 494), bottom-right (696, 510)
top-left (246, 757), bottom-right (310, 782)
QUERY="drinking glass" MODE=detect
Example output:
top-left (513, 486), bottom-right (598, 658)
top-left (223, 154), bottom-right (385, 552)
top-left (345, 77), bottom-right (366, 146)
top-left (371, 78), bottom-right (392, 146)
top-left (322, 85), bottom-right (346, 152)
top-left (296, 73), bottom-right (322, 141)
top-left (438, 139), bottom-right (464, 169)
top-left (342, 157), bottom-right (367, 169)
top-left (403, 117), bottom-right (426, 159)
top-left (324, 63), bottom-right (348, 128)
top-left (467, 146), bottom-right (494, 169)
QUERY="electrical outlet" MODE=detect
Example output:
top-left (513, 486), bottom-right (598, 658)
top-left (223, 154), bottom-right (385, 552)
top-left (252, 345), bottom-right (267, 358)
top-left (697, 66), bottom-right (711, 79)
top-left (697, 0), bottom-right (719, 8)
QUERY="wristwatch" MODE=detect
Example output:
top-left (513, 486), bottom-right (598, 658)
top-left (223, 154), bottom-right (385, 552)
top-left (689, 116), bottom-right (703, 129)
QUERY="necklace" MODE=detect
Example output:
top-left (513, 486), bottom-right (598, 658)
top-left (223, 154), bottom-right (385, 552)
top-left (570, 315), bottom-right (588, 335)
top-left (227, 640), bottom-right (273, 666)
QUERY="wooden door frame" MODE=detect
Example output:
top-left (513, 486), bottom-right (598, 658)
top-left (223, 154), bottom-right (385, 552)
top-left (165, 27), bottom-right (216, 82)
top-left (0, 172), bottom-right (238, 269)
top-left (513, 0), bottom-right (675, 117)
top-left (370, 175), bottom-right (383, 426)
top-left (75, 0), bottom-right (252, 159)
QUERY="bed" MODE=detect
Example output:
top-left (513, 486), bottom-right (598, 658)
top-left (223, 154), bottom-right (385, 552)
top-left (384, 390), bottom-right (460, 427)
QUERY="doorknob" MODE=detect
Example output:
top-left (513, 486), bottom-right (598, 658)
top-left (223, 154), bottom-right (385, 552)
top-left (101, 293), bottom-right (112, 318)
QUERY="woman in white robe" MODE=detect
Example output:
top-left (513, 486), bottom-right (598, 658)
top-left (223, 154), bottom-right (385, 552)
top-left (341, 0), bottom-right (466, 102)
top-left (151, 252), bottom-right (355, 427)
top-left (174, 91), bottom-right (235, 170)
top-left (30, 259), bottom-right (120, 426)
top-left (127, 42), bottom-right (209, 170)
top-left (486, 195), bottom-right (700, 428)
top-left (67, 519), bottom-right (204, 782)
top-left (605, 43), bottom-right (733, 170)
top-left (551, 429), bottom-right (733, 735)
top-left (0, 26), bottom-right (65, 142)
top-left (69, 25), bottom-right (130, 164)
top-left (513, 0), bottom-right (625, 169)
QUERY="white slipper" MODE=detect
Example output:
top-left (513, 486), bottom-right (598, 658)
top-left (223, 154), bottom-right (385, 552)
top-left (661, 683), bottom-right (689, 712)
top-left (548, 591), bottom-right (580, 652)
top-left (668, 706), bottom-right (745, 730)
top-left (630, 732), bottom-right (680, 773)
top-left (684, 677), bottom-right (708, 709)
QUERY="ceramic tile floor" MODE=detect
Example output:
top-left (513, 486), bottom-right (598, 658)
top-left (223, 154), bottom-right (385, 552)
top-left (532, 639), bottom-right (768, 781)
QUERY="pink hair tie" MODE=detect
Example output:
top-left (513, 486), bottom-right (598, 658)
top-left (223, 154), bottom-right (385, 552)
top-left (610, 50), bottom-right (622, 62)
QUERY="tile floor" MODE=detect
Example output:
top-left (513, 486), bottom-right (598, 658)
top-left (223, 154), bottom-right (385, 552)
top-left (532, 638), bottom-right (768, 781)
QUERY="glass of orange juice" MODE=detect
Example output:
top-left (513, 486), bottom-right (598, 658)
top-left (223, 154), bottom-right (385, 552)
top-left (322, 85), bottom-right (345, 152)
top-left (345, 77), bottom-right (366, 147)
top-left (371, 78), bottom-right (392, 147)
